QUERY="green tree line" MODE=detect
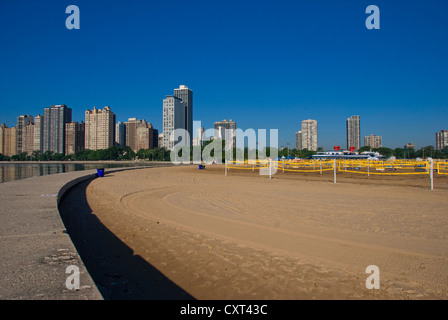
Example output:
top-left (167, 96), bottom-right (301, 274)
top-left (1, 145), bottom-right (448, 162)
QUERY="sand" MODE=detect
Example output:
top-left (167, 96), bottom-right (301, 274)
top-left (80, 164), bottom-right (448, 299)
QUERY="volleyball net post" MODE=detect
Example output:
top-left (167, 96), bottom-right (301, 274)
top-left (333, 159), bottom-right (337, 184)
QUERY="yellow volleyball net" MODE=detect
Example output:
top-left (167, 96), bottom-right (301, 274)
top-left (437, 161), bottom-right (448, 175)
top-left (279, 159), bottom-right (334, 173)
top-left (338, 159), bottom-right (431, 175)
top-left (226, 159), bottom-right (335, 173)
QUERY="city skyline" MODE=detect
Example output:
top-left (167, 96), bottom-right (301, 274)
top-left (1, 1), bottom-right (447, 150)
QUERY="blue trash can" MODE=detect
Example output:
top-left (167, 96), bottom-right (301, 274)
top-left (97, 168), bottom-right (105, 177)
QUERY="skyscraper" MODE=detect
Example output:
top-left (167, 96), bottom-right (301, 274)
top-left (115, 121), bottom-right (126, 147)
top-left (17, 115), bottom-right (33, 154)
top-left (174, 85), bottom-right (193, 146)
top-left (125, 118), bottom-right (142, 152)
top-left (295, 131), bottom-right (302, 150)
top-left (34, 115), bottom-right (43, 152)
top-left (85, 106), bottom-right (115, 151)
top-left (136, 120), bottom-right (158, 151)
top-left (214, 119), bottom-right (237, 150)
top-left (43, 105), bottom-right (72, 154)
top-left (163, 95), bottom-right (186, 149)
top-left (23, 123), bottom-right (35, 155)
top-left (436, 130), bottom-right (448, 150)
top-left (65, 122), bottom-right (85, 155)
top-left (0, 124), bottom-right (17, 157)
top-left (299, 119), bottom-right (318, 151)
top-left (364, 134), bottom-right (382, 149)
top-left (346, 115), bottom-right (361, 150)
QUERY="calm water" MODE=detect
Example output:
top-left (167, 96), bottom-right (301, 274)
top-left (0, 162), bottom-right (153, 184)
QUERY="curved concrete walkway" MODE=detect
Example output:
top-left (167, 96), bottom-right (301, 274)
top-left (0, 166), bottom-right (156, 300)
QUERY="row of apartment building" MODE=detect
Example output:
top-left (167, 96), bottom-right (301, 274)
top-left (295, 116), bottom-right (383, 151)
top-left (0, 105), bottom-right (159, 157)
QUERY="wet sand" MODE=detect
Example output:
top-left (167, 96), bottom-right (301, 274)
top-left (78, 164), bottom-right (448, 299)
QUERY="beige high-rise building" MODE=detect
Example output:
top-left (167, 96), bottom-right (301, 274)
top-left (125, 118), bottom-right (142, 152)
top-left (135, 120), bottom-right (158, 152)
top-left (85, 106), bottom-right (115, 151)
top-left (0, 124), bottom-right (17, 157)
top-left (364, 134), bottom-right (382, 149)
top-left (65, 122), bottom-right (85, 155)
top-left (23, 123), bottom-right (35, 155)
top-left (347, 115), bottom-right (361, 150)
top-left (298, 119), bottom-right (318, 151)
top-left (34, 115), bottom-right (43, 152)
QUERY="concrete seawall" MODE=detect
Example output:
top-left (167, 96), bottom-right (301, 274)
top-left (0, 166), bottom-right (157, 300)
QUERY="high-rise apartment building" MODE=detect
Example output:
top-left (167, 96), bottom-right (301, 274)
top-left (0, 124), bottom-right (17, 157)
top-left (34, 115), bottom-right (43, 152)
top-left (115, 121), bottom-right (126, 147)
top-left (65, 122), bottom-right (85, 155)
top-left (214, 119), bottom-right (237, 150)
top-left (125, 118), bottom-right (142, 151)
top-left (174, 85), bottom-right (193, 146)
top-left (85, 106), bottom-right (115, 151)
top-left (436, 130), bottom-right (448, 150)
top-left (17, 115), bottom-right (33, 154)
top-left (43, 105), bottom-right (72, 154)
top-left (295, 131), bottom-right (302, 150)
top-left (163, 95), bottom-right (186, 149)
top-left (364, 134), bottom-right (382, 149)
top-left (136, 120), bottom-right (158, 151)
top-left (23, 123), bottom-right (35, 155)
top-left (299, 119), bottom-right (318, 151)
top-left (346, 115), bottom-right (361, 150)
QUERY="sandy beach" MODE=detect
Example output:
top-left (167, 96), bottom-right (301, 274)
top-left (63, 164), bottom-right (448, 299)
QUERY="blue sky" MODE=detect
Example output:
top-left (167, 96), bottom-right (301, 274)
top-left (0, 0), bottom-right (447, 149)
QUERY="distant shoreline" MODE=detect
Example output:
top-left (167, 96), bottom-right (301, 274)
top-left (0, 160), bottom-right (171, 165)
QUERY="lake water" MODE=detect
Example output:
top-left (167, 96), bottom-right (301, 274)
top-left (0, 162), bottom-right (154, 184)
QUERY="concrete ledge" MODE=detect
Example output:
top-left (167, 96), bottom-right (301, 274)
top-left (0, 165), bottom-right (155, 300)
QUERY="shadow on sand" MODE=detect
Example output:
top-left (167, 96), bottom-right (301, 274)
top-left (58, 179), bottom-right (195, 300)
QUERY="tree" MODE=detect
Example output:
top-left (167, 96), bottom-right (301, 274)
top-left (0, 153), bottom-right (10, 161)
top-left (358, 146), bottom-right (371, 153)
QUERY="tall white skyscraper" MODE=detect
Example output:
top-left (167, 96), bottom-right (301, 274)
top-left (163, 95), bottom-right (186, 150)
top-left (297, 119), bottom-right (318, 151)
top-left (346, 115), bottom-right (361, 150)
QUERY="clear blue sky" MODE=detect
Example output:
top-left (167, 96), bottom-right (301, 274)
top-left (0, 0), bottom-right (447, 149)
